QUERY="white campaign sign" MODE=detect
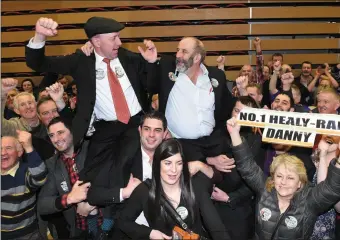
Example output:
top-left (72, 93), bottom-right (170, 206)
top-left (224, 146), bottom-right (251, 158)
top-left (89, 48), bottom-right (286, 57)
top-left (237, 107), bottom-right (340, 148)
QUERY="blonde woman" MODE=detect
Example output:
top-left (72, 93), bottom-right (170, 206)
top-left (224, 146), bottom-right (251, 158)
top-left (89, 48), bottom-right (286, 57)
top-left (226, 117), bottom-right (340, 240)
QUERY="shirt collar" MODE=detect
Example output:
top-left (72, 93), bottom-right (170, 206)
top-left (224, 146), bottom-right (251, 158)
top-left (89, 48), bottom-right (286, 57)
top-left (141, 146), bottom-right (151, 164)
top-left (61, 152), bottom-right (77, 162)
top-left (1, 162), bottom-right (19, 177)
top-left (94, 50), bottom-right (105, 66)
top-left (200, 63), bottom-right (209, 76)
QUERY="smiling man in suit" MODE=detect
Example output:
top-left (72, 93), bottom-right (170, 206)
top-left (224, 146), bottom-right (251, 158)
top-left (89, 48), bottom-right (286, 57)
top-left (145, 37), bottom-right (235, 172)
top-left (87, 111), bottom-right (215, 239)
top-left (25, 17), bottom-right (158, 184)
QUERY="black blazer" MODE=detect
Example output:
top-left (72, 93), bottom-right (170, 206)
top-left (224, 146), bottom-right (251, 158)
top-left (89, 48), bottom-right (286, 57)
top-left (37, 141), bottom-right (88, 237)
top-left (87, 142), bottom-right (144, 206)
top-left (26, 46), bottom-right (154, 147)
top-left (148, 55), bottom-right (234, 129)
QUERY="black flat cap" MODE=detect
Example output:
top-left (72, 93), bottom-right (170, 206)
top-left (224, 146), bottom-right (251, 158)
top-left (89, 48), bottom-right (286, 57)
top-left (84, 17), bottom-right (125, 39)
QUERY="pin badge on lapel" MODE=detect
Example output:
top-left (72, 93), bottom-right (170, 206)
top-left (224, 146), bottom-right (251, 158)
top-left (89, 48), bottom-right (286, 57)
top-left (211, 78), bottom-right (219, 88)
top-left (60, 181), bottom-right (69, 192)
top-left (115, 66), bottom-right (125, 78)
top-left (96, 69), bottom-right (105, 80)
top-left (169, 72), bottom-right (177, 82)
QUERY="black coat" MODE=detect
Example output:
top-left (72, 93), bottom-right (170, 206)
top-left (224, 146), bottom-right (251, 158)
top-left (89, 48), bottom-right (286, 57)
top-left (26, 46), bottom-right (153, 147)
top-left (148, 55), bottom-right (234, 129)
top-left (232, 141), bottom-right (340, 240)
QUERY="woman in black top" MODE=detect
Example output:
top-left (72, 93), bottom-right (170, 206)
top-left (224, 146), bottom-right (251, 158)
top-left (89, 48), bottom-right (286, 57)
top-left (116, 139), bottom-right (229, 240)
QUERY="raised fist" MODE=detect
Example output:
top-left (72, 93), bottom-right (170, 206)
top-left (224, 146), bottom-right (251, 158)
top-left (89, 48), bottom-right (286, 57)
top-left (253, 37), bottom-right (261, 46)
top-left (46, 82), bottom-right (64, 102)
top-left (35, 18), bottom-right (58, 38)
top-left (2, 78), bottom-right (18, 94)
top-left (216, 55), bottom-right (226, 71)
top-left (16, 130), bottom-right (33, 153)
top-left (236, 76), bottom-right (248, 90)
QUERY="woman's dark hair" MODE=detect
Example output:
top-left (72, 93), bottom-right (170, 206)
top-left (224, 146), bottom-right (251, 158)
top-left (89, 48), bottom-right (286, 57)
top-left (21, 78), bottom-right (35, 91)
top-left (147, 139), bottom-right (195, 226)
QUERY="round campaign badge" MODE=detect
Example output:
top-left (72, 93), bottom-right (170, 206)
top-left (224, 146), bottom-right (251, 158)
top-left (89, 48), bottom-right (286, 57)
top-left (115, 66), bottom-right (125, 78)
top-left (260, 208), bottom-right (272, 221)
top-left (96, 69), bottom-right (105, 80)
top-left (176, 206), bottom-right (189, 220)
top-left (285, 216), bottom-right (298, 229)
top-left (168, 72), bottom-right (177, 82)
top-left (211, 78), bottom-right (219, 88)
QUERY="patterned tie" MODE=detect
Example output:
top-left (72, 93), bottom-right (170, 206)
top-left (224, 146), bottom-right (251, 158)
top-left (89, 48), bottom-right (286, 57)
top-left (103, 58), bottom-right (130, 124)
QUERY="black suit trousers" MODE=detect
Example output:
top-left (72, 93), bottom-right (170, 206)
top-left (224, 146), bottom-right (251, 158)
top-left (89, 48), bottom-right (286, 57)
top-left (79, 113), bottom-right (141, 184)
top-left (178, 127), bottom-right (227, 162)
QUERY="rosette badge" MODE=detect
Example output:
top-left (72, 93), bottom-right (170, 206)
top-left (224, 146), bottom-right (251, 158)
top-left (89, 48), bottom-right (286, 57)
top-left (211, 78), bottom-right (219, 88)
top-left (169, 72), bottom-right (177, 82)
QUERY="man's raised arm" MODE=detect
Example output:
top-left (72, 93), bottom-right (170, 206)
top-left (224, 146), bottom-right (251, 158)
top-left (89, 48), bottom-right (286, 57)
top-left (26, 18), bottom-right (79, 75)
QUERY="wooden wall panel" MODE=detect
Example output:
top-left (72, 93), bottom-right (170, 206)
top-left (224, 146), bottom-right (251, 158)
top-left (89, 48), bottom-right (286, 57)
top-left (2, 1), bottom-right (338, 12)
top-left (252, 7), bottom-right (340, 18)
top-left (3, 23), bottom-right (339, 43)
top-left (2, 54), bottom-right (338, 74)
top-left (2, 9), bottom-right (250, 27)
top-left (2, 39), bottom-right (338, 59)
top-left (3, 7), bottom-right (339, 27)
top-left (1, 1), bottom-right (340, 84)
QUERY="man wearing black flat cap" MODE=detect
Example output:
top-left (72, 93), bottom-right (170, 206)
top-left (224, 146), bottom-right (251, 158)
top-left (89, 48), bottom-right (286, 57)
top-left (25, 17), bottom-right (158, 187)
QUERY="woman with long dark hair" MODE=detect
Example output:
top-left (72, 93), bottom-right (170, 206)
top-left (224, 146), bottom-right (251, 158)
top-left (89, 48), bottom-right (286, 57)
top-left (116, 139), bottom-right (229, 240)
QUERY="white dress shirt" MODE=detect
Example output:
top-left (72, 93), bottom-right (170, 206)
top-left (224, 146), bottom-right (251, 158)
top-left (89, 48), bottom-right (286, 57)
top-left (26, 39), bottom-right (142, 122)
top-left (135, 147), bottom-right (152, 226)
top-left (93, 51), bottom-right (141, 121)
top-left (165, 64), bottom-right (215, 139)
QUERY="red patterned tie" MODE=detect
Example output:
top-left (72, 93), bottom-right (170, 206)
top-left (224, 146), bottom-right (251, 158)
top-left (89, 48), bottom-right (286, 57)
top-left (103, 58), bottom-right (130, 124)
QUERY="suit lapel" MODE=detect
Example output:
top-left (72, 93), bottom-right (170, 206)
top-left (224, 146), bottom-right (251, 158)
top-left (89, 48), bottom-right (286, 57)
top-left (208, 70), bottom-right (221, 105)
top-left (56, 156), bottom-right (72, 193)
top-left (135, 148), bottom-right (143, 181)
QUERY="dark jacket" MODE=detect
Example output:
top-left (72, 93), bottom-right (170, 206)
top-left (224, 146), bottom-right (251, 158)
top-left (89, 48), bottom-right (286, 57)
top-left (37, 141), bottom-right (88, 238)
top-left (148, 55), bottom-right (234, 129)
top-left (232, 141), bottom-right (340, 240)
top-left (216, 130), bottom-right (261, 209)
top-left (26, 46), bottom-right (153, 148)
top-left (116, 174), bottom-right (230, 240)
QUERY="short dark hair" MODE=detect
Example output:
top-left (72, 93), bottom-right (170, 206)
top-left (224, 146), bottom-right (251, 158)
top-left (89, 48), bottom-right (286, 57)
top-left (276, 92), bottom-right (294, 108)
top-left (301, 61), bottom-right (312, 67)
top-left (237, 96), bottom-right (260, 108)
top-left (37, 96), bottom-right (56, 113)
top-left (47, 117), bottom-right (72, 133)
top-left (271, 53), bottom-right (284, 61)
top-left (140, 111), bottom-right (167, 130)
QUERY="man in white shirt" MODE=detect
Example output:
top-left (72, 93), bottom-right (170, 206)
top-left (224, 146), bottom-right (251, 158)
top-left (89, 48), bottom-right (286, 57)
top-left (25, 17), bottom-right (158, 184)
top-left (147, 37), bottom-right (235, 173)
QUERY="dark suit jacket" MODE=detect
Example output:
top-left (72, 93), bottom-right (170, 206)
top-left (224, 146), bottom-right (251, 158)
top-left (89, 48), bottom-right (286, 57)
top-left (147, 55), bottom-right (234, 129)
top-left (26, 46), bottom-right (154, 147)
top-left (87, 142), bottom-right (143, 207)
top-left (37, 141), bottom-right (88, 237)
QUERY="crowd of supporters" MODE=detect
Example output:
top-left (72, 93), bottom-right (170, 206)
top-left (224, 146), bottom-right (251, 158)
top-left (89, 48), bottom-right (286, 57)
top-left (2, 16), bottom-right (340, 240)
